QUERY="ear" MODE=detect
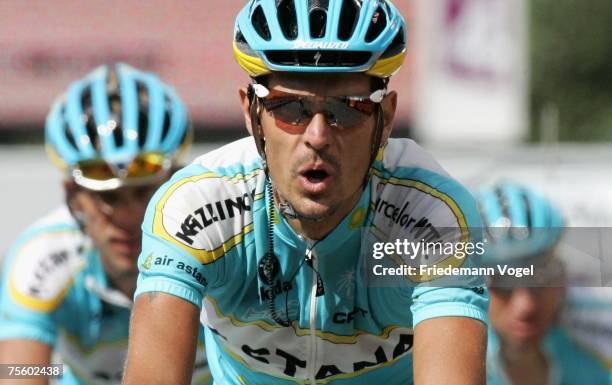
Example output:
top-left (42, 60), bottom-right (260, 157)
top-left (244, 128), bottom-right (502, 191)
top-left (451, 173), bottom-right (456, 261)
top-left (380, 90), bottom-right (397, 145)
top-left (239, 87), bottom-right (254, 136)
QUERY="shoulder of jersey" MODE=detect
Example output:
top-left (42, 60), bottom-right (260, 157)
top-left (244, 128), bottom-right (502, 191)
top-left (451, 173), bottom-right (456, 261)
top-left (371, 138), bottom-right (480, 241)
top-left (191, 137), bottom-right (261, 170)
top-left (5, 205), bottom-right (88, 312)
top-left (147, 137), bottom-right (265, 264)
top-left (380, 138), bottom-right (450, 176)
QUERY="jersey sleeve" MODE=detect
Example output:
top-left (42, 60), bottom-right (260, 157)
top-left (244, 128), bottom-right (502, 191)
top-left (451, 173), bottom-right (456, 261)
top-left (136, 163), bottom-right (256, 308)
top-left (410, 174), bottom-right (488, 325)
top-left (0, 226), bottom-right (84, 346)
top-left (370, 146), bottom-right (489, 327)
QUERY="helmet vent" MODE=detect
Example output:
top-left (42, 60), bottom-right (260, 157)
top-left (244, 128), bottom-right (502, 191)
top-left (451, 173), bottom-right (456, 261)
top-left (80, 86), bottom-right (99, 148)
top-left (105, 68), bottom-right (123, 148)
top-left (309, 8), bottom-right (327, 38)
top-left (365, 5), bottom-right (387, 43)
top-left (338, 0), bottom-right (360, 41)
top-left (495, 186), bottom-right (510, 223)
top-left (61, 106), bottom-right (78, 151)
top-left (277, 0), bottom-right (298, 40)
top-left (160, 95), bottom-right (172, 143)
top-left (521, 190), bottom-right (533, 229)
top-left (380, 26), bottom-right (406, 58)
top-left (235, 28), bottom-right (248, 44)
top-left (265, 50), bottom-right (371, 67)
top-left (136, 80), bottom-right (149, 148)
top-left (107, 90), bottom-right (124, 148)
top-left (252, 5), bottom-right (272, 41)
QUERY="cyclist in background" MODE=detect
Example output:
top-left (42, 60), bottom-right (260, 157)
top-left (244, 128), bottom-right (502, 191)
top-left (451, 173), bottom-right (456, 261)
top-left (477, 182), bottom-right (609, 385)
top-left (124, 1), bottom-right (488, 384)
top-left (0, 63), bottom-right (210, 385)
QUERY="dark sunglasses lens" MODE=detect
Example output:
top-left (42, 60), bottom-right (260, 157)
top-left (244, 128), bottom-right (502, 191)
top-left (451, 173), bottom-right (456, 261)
top-left (266, 98), bottom-right (313, 127)
top-left (326, 99), bottom-right (374, 129)
top-left (127, 153), bottom-right (166, 178)
top-left (263, 94), bottom-right (376, 129)
top-left (77, 161), bottom-right (115, 180)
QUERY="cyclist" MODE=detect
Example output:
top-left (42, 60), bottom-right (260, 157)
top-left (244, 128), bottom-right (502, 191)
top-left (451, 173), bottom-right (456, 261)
top-left (477, 182), bottom-right (609, 385)
top-left (0, 64), bottom-right (210, 385)
top-left (124, 1), bottom-right (488, 384)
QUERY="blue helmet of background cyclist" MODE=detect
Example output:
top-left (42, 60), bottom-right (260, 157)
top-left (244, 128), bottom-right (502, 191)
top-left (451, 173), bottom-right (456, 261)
top-left (475, 182), bottom-right (565, 266)
top-left (45, 63), bottom-right (191, 191)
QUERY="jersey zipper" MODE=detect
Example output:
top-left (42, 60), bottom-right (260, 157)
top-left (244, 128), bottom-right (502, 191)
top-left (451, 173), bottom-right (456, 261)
top-left (307, 244), bottom-right (319, 384)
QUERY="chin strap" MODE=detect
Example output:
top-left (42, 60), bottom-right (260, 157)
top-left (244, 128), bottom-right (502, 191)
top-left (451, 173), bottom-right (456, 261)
top-left (364, 103), bottom-right (385, 187)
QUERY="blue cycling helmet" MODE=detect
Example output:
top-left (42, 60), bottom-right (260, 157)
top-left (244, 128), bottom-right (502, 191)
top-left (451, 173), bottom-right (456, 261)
top-left (476, 183), bottom-right (565, 265)
top-left (45, 63), bottom-right (191, 190)
top-left (233, 0), bottom-right (407, 78)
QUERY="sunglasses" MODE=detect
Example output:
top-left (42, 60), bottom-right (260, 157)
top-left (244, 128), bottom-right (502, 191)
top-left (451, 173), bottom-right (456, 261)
top-left (250, 83), bottom-right (386, 131)
top-left (72, 152), bottom-right (172, 191)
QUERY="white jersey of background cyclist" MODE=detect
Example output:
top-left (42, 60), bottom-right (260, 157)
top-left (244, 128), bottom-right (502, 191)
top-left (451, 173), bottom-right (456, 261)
top-left (136, 137), bottom-right (488, 384)
top-left (0, 206), bottom-right (211, 385)
top-left (564, 287), bottom-right (612, 382)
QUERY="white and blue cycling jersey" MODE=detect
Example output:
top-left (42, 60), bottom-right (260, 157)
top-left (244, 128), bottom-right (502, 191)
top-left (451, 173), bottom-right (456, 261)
top-left (0, 206), bottom-right (211, 385)
top-left (487, 326), bottom-right (610, 385)
top-left (563, 287), bottom-right (612, 383)
top-left (136, 137), bottom-right (489, 384)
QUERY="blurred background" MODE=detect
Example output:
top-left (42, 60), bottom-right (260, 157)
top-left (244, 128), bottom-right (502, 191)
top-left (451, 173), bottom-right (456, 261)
top-left (1, 0), bottom-right (612, 249)
top-left (1, 0), bottom-right (612, 378)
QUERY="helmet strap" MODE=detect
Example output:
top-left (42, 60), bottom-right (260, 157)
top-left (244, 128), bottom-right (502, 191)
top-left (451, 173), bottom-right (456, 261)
top-left (363, 102), bottom-right (386, 187)
top-left (248, 84), bottom-right (268, 173)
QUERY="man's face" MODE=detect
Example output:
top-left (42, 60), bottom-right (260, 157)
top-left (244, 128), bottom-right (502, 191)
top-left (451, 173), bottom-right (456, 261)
top-left (489, 285), bottom-right (564, 347)
top-left (67, 182), bottom-right (162, 282)
top-left (244, 73), bottom-right (396, 223)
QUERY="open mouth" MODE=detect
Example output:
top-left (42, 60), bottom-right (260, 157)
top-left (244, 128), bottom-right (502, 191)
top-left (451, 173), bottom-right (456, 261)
top-left (304, 169), bottom-right (330, 183)
top-left (110, 238), bottom-right (140, 254)
top-left (298, 166), bottom-right (335, 194)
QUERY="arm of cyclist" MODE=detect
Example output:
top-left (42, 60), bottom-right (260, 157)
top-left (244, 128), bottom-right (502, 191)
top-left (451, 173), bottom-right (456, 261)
top-left (413, 316), bottom-right (486, 385)
top-left (0, 340), bottom-right (51, 385)
top-left (123, 292), bottom-right (200, 385)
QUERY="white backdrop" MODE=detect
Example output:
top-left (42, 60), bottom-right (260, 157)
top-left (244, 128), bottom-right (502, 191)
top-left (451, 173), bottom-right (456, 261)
top-left (2, 142), bottom-right (612, 256)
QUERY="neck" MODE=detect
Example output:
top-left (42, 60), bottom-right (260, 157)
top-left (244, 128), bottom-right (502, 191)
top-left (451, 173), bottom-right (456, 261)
top-left (500, 342), bottom-right (544, 363)
top-left (107, 272), bottom-right (137, 299)
top-left (500, 341), bottom-right (549, 385)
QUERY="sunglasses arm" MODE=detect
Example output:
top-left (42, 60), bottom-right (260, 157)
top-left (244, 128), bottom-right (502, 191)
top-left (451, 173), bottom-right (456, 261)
top-left (248, 84), bottom-right (269, 173)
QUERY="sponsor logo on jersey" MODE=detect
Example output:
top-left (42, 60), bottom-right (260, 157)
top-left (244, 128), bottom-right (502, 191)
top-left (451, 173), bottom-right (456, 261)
top-left (333, 307), bottom-right (369, 324)
top-left (373, 197), bottom-right (441, 242)
top-left (259, 279), bottom-right (293, 301)
top-left (146, 255), bottom-right (208, 287)
top-left (240, 332), bottom-right (413, 379)
top-left (10, 231), bottom-right (85, 309)
top-left (175, 189), bottom-right (256, 245)
top-left (203, 297), bottom-right (414, 381)
top-left (156, 173), bottom-right (262, 258)
top-left (370, 178), bottom-right (469, 244)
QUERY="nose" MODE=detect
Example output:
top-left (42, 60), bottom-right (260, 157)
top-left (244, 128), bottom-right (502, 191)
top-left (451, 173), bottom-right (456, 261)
top-left (303, 113), bottom-right (332, 151)
top-left (104, 193), bottom-right (148, 232)
top-left (510, 288), bottom-right (539, 316)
